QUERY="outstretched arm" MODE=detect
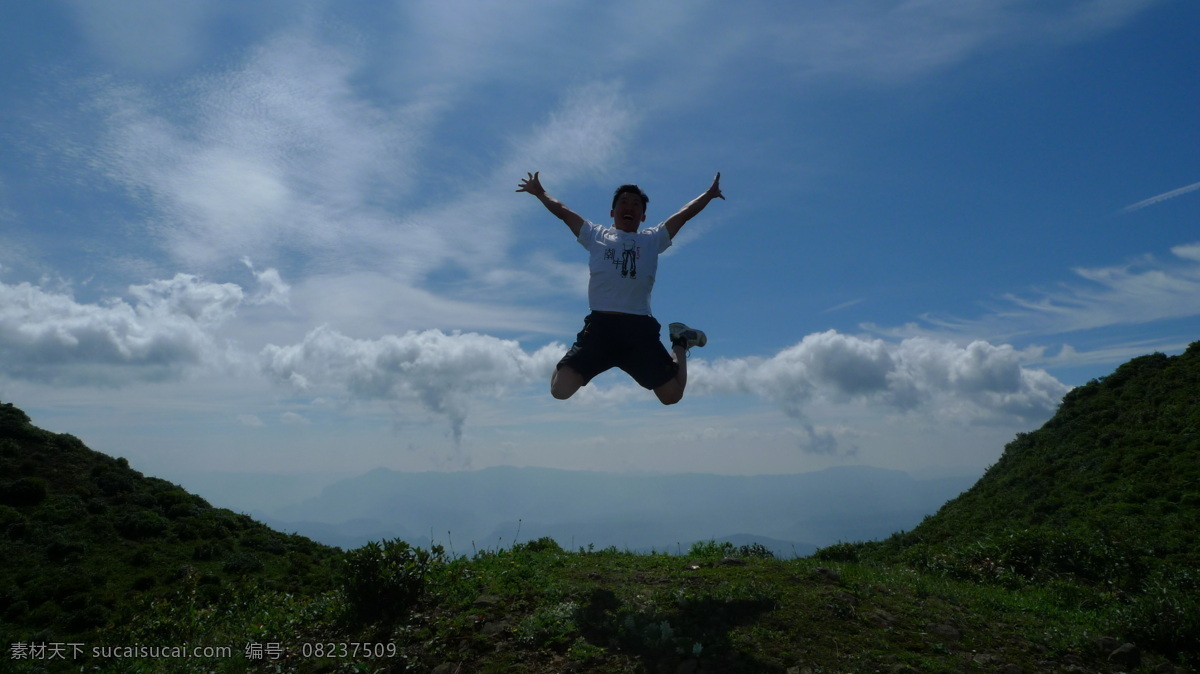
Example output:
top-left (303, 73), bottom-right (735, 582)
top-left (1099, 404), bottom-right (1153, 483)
top-left (516, 172), bottom-right (585, 238)
top-left (664, 172), bottom-right (724, 239)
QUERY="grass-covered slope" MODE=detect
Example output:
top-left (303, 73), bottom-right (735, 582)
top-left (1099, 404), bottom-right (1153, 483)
top-left (0, 401), bottom-right (341, 647)
top-left (834, 343), bottom-right (1200, 658)
top-left (895, 342), bottom-right (1200, 557)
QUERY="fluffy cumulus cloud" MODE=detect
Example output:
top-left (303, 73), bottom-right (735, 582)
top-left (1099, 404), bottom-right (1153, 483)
top-left (0, 267), bottom-right (294, 386)
top-left (256, 326), bottom-right (1070, 454)
top-left (0, 274), bottom-right (244, 385)
top-left (259, 327), bottom-right (563, 444)
top-left (241, 257), bottom-right (291, 307)
top-left (692, 331), bottom-right (1071, 432)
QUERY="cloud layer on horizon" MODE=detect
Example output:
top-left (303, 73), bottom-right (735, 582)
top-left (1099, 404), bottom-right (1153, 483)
top-left (256, 324), bottom-right (1071, 446)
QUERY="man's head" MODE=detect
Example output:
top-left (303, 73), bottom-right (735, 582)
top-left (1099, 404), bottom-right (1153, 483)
top-left (611, 184), bottom-right (649, 232)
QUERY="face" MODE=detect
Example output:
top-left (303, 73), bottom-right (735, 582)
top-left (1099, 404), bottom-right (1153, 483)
top-left (611, 192), bottom-right (647, 232)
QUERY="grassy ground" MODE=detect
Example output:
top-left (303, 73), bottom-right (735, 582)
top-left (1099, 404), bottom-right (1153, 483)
top-left (8, 538), bottom-right (1195, 673)
top-left (393, 542), bottom-right (1176, 674)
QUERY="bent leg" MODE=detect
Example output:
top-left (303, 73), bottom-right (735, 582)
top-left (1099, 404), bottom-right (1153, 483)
top-left (551, 364), bottom-right (586, 400)
top-left (653, 343), bottom-right (688, 405)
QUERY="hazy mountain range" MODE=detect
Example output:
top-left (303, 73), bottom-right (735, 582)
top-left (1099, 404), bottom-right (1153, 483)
top-left (177, 465), bottom-right (976, 555)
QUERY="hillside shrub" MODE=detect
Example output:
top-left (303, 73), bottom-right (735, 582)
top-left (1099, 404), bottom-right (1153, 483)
top-left (0, 504), bottom-right (22, 529)
top-left (39, 494), bottom-right (87, 524)
top-left (688, 540), bottom-right (776, 560)
top-left (46, 535), bottom-right (86, 562)
top-left (814, 541), bottom-right (867, 563)
top-left (517, 600), bottom-right (579, 647)
top-left (689, 540), bottom-right (736, 559)
top-left (342, 539), bottom-right (442, 623)
top-left (737, 542), bottom-right (776, 560)
top-left (94, 469), bottom-right (134, 496)
top-left (67, 603), bottom-right (109, 631)
top-left (192, 542), bottom-right (220, 561)
top-left (1110, 568), bottom-right (1200, 657)
top-left (514, 536), bottom-right (564, 554)
top-left (4, 477), bottom-right (48, 507)
top-left (222, 551), bottom-right (265, 575)
top-left (115, 511), bottom-right (170, 539)
top-left (0, 403), bottom-right (38, 440)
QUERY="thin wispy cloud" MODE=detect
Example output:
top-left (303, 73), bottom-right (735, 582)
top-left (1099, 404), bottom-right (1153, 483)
top-left (823, 298), bottom-right (865, 314)
top-left (1120, 180), bottom-right (1200, 214)
top-left (93, 29), bottom-right (428, 271)
top-left (88, 27), bottom-right (633, 331)
top-left (66, 0), bottom-right (219, 74)
top-left (903, 245), bottom-right (1200, 350)
top-left (708, 0), bottom-right (1158, 86)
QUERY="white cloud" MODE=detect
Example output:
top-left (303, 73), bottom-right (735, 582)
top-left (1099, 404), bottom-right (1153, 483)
top-left (66, 0), bottom-right (218, 74)
top-left (280, 411), bottom-right (310, 426)
top-left (94, 29), bottom-right (429, 271)
top-left (259, 326), bottom-right (564, 444)
top-left (289, 272), bottom-right (563, 336)
top-left (241, 257), bottom-right (291, 307)
top-left (1035, 339), bottom-right (1192, 371)
top-left (691, 330), bottom-right (1069, 429)
top-left (128, 274), bottom-right (243, 328)
top-left (1120, 180), bottom-right (1200, 214)
top-left (500, 81), bottom-right (634, 183)
top-left (390, 1), bottom-right (575, 92)
top-left (0, 274), bottom-right (245, 385)
top-left (255, 325), bottom-right (1069, 454)
top-left (739, 0), bottom-right (1159, 84)
top-left (1171, 242), bottom-right (1200, 262)
top-left (237, 414), bottom-right (264, 428)
top-left (384, 1), bottom-right (1156, 102)
top-left (89, 26), bottom-right (635, 329)
top-left (923, 248), bottom-right (1200, 339)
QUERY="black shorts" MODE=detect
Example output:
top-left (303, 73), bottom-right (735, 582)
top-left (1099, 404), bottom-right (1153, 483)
top-left (557, 312), bottom-right (679, 390)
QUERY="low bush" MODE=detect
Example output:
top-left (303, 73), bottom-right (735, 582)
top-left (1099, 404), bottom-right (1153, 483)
top-left (342, 539), bottom-right (443, 623)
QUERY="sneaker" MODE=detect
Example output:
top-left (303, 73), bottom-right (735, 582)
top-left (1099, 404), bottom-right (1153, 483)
top-left (669, 322), bottom-right (707, 354)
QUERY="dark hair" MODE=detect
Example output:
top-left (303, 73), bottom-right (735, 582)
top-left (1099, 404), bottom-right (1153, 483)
top-left (612, 184), bottom-right (649, 210)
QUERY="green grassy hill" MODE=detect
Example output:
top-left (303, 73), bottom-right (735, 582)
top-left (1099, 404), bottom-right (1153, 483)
top-left (0, 401), bottom-right (343, 668)
top-left (885, 342), bottom-right (1200, 556)
top-left (2, 343), bottom-right (1198, 673)
top-left (836, 343), bottom-right (1200, 659)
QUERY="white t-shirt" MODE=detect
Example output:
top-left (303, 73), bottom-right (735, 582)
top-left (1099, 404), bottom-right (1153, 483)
top-left (577, 220), bottom-right (672, 316)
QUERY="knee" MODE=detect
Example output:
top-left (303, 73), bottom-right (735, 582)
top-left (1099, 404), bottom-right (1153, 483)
top-left (656, 388), bottom-right (683, 406)
top-left (550, 369), bottom-right (580, 400)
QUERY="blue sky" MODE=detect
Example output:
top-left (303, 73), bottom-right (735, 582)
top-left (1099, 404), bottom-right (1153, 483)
top-left (1, 0), bottom-right (1197, 486)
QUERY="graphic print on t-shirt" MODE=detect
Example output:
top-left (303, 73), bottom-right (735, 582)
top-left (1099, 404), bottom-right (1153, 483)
top-left (603, 240), bottom-right (638, 279)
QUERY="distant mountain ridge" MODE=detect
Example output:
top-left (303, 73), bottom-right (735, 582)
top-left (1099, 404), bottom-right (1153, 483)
top-left (263, 464), bottom-right (976, 554)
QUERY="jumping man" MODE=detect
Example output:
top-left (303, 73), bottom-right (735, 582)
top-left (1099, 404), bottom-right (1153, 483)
top-left (516, 172), bottom-right (724, 405)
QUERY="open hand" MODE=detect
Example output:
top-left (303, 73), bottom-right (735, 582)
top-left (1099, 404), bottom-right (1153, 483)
top-left (516, 171), bottom-right (545, 197)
